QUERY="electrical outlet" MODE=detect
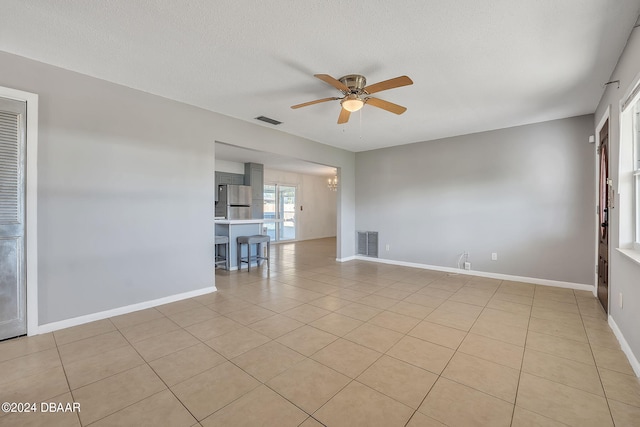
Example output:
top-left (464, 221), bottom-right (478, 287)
top-left (464, 262), bottom-right (471, 270)
top-left (619, 292), bottom-right (623, 308)
top-left (385, 244), bottom-right (390, 251)
top-left (491, 253), bottom-right (498, 261)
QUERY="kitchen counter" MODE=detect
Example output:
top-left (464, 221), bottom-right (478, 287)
top-left (215, 219), bottom-right (266, 270)
top-left (214, 219), bottom-right (265, 225)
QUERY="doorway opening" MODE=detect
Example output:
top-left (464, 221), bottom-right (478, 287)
top-left (214, 141), bottom-right (340, 256)
top-left (597, 117), bottom-right (610, 313)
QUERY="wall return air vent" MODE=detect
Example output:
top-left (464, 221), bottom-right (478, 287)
top-left (357, 231), bottom-right (378, 258)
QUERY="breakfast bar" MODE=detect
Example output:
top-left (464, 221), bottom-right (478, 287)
top-left (215, 219), bottom-right (265, 270)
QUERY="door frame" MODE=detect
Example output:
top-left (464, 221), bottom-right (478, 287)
top-left (277, 183), bottom-right (298, 242)
top-left (0, 86), bottom-right (39, 336)
top-left (594, 107), bottom-right (610, 299)
top-left (264, 182), bottom-right (298, 243)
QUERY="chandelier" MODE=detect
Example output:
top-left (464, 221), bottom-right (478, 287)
top-left (327, 176), bottom-right (338, 191)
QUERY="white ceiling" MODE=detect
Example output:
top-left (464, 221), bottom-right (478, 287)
top-left (1, 0), bottom-right (639, 153)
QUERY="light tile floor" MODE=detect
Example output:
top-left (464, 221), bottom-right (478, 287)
top-left (1, 238), bottom-right (639, 426)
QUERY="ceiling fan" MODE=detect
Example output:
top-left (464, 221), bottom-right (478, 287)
top-left (291, 74), bottom-right (413, 124)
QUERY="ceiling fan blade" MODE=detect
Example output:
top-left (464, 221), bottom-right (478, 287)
top-left (364, 75), bottom-right (413, 95)
top-left (315, 74), bottom-right (350, 92)
top-left (365, 97), bottom-right (407, 115)
top-left (337, 108), bottom-right (351, 124)
top-left (291, 97), bottom-right (340, 109)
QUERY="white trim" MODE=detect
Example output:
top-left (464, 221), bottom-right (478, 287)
top-left (354, 256), bottom-right (594, 291)
top-left (618, 79), bottom-right (640, 256)
top-left (596, 105), bottom-right (611, 139)
top-left (616, 247), bottom-right (640, 266)
top-left (594, 106), bottom-right (610, 298)
top-left (0, 86), bottom-right (39, 336)
top-left (621, 71), bottom-right (640, 113)
top-left (608, 315), bottom-right (640, 377)
top-left (620, 73), bottom-right (640, 251)
top-left (337, 256), bottom-right (357, 262)
top-left (36, 286), bottom-right (216, 335)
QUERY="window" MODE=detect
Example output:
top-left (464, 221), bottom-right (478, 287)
top-left (634, 102), bottom-right (640, 248)
top-left (619, 79), bottom-right (640, 253)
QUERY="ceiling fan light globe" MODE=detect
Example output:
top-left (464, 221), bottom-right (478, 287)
top-left (341, 97), bottom-right (364, 112)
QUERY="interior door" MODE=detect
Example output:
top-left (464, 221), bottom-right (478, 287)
top-left (0, 97), bottom-right (27, 340)
top-left (597, 119), bottom-right (609, 313)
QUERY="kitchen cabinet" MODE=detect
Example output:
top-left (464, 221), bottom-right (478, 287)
top-left (215, 172), bottom-right (245, 202)
top-left (216, 172), bottom-right (244, 185)
top-left (244, 163), bottom-right (264, 219)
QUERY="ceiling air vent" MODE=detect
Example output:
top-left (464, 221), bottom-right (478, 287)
top-left (255, 116), bottom-right (282, 125)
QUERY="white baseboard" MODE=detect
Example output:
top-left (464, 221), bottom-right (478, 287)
top-left (354, 256), bottom-right (594, 292)
top-left (608, 316), bottom-right (640, 377)
top-left (337, 256), bottom-right (357, 262)
top-left (35, 286), bottom-right (216, 335)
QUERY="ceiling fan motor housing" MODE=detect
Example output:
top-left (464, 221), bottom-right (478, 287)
top-left (339, 74), bottom-right (367, 94)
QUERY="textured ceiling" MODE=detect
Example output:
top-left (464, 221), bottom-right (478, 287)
top-left (1, 0), bottom-right (639, 153)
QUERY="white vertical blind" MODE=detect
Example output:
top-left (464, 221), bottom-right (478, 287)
top-left (0, 111), bottom-right (20, 224)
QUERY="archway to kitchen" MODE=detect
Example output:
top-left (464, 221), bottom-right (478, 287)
top-left (213, 141), bottom-right (339, 269)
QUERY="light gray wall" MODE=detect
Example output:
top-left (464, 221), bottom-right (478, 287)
top-left (356, 115), bottom-right (595, 284)
top-left (0, 51), bottom-right (356, 324)
top-left (264, 169), bottom-right (337, 241)
top-left (1, 52), bottom-right (217, 324)
top-left (594, 26), bottom-right (640, 365)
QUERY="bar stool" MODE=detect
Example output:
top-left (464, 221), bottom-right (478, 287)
top-left (236, 235), bottom-right (270, 272)
top-left (214, 235), bottom-right (229, 270)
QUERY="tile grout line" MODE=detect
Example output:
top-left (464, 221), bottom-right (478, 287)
top-left (576, 292), bottom-right (617, 426)
top-left (259, 354), bottom-right (355, 422)
top-left (51, 330), bottom-right (83, 426)
top-left (170, 286), bottom-right (351, 424)
top-left (401, 275), bottom-right (499, 427)
top-left (509, 287), bottom-right (608, 426)
top-left (508, 285), bottom-right (533, 427)
top-left (113, 319), bottom-right (204, 426)
top-left (264, 273), bottom-right (451, 425)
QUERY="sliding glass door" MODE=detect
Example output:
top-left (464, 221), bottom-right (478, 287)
top-left (263, 184), bottom-right (296, 242)
top-left (279, 185), bottom-right (296, 241)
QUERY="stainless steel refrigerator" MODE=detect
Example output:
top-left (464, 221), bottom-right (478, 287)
top-left (215, 184), bottom-right (252, 219)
